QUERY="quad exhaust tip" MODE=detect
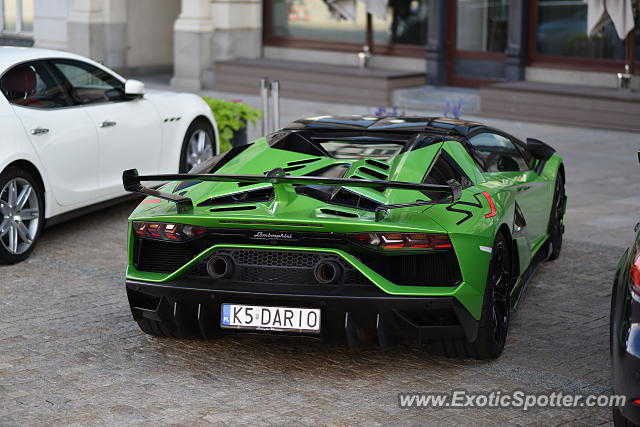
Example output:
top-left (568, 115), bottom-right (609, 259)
top-left (314, 260), bottom-right (342, 284)
top-left (206, 255), bottom-right (341, 283)
top-left (207, 255), bottom-right (234, 279)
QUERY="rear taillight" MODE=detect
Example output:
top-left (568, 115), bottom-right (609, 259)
top-left (350, 232), bottom-right (452, 250)
top-left (630, 250), bottom-right (640, 297)
top-left (133, 221), bottom-right (207, 241)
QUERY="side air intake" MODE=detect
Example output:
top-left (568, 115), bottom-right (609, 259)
top-left (319, 208), bottom-right (359, 218)
top-left (198, 187), bottom-right (274, 207)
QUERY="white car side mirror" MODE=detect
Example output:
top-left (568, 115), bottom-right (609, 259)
top-left (125, 79), bottom-right (145, 97)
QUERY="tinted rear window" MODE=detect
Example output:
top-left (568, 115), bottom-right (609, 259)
top-left (319, 141), bottom-right (404, 160)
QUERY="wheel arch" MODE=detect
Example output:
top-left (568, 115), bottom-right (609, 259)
top-left (192, 114), bottom-right (219, 153)
top-left (178, 115), bottom-right (220, 173)
top-left (555, 162), bottom-right (566, 192)
top-left (557, 162), bottom-right (565, 180)
top-left (147, 92), bottom-right (219, 173)
top-left (557, 162), bottom-right (566, 208)
top-left (2, 159), bottom-right (47, 204)
top-left (497, 223), bottom-right (520, 292)
top-left (0, 159), bottom-right (49, 263)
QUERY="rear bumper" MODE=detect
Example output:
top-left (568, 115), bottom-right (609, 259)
top-left (615, 346), bottom-right (640, 424)
top-left (127, 243), bottom-right (485, 321)
top-left (126, 278), bottom-right (480, 348)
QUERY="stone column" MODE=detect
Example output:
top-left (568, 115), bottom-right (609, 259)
top-left (170, 0), bottom-right (214, 90)
top-left (103, 0), bottom-right (127, 69)
top-left (505, 0), bottom-right (528, 82)
top-left (67, 0), bottom-right (106, 61)
top-left (211, 0), bottom-right (261, 61)
top-left (425, 0), bottom-right (449, 87)
top-left (67, 0), bottom-right (127, 68)
top-left (171, 0), bottom-right (262, 90)
top-left (33, 0), bottom-right (69, 50)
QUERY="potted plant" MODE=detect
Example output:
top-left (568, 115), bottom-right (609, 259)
top-left (203, 97), bottom-right (262, 152)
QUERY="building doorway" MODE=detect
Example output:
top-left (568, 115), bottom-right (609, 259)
top-left (446, 0), bottom-right (508, 87)
top-left (264, 0), bottom-right (428, 58)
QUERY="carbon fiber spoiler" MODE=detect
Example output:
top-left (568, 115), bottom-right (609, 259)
top-left (122, 168), bottom-right (462, 213)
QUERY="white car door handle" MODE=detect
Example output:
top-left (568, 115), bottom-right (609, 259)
top-left (99, 121), bottom-right (116, 128)
top-left (30, 127), bottom-right (49, 135)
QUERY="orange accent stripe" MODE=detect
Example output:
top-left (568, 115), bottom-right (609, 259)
top-left (482, 192), bottom-right (497, 218)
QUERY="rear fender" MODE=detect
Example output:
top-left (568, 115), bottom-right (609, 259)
top-left (425, 186), bottom-right (515, 299)
top-left (145, 92), bottom-right (219, 172)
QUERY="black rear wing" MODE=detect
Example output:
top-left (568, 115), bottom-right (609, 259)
top-left (122, 168), bottom-right (462, 213)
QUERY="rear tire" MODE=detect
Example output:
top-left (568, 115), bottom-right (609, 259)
top-left (432, 231), bottom-right (512, 359)
top-left (613, 407), bottom-right (639, 427)
top-left (548, 170), bottom-right (565, 261)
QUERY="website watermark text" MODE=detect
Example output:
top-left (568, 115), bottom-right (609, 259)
top-left (398, 390), bottom-right (625, 411)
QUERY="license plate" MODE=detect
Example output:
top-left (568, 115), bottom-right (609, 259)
top-left (220, 303), bottom-right (321, 334)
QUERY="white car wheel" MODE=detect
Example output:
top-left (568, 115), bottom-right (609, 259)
top-left (180, 119), bottom-right (215, 173)
top-left (0, 167), bottom-right (44, 264)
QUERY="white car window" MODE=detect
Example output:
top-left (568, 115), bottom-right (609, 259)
top-left (51, 59), bottom-right (126, 106)
top-left (0, 61), bottom-right (69, 109)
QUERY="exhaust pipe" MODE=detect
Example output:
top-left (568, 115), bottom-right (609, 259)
top-left (314, 261), bottom-right (342, 284)
top-left (206, 255), bottom-right (234, 279)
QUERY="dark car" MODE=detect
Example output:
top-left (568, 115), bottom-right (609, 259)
top-left (611, 154), bottom-right (640, 425)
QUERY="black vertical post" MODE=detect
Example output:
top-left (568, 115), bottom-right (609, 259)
top-left (505, 0), bottom-right (528, 81)
top-left (425, 0), bottom-right (449, 86)
top-left (626, 33), bottom-right (636, 75)
top-left (366, 13), bottom-right (374, 53)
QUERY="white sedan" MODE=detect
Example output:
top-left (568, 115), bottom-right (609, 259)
top-left (0, 47), bottom-right (219, 263)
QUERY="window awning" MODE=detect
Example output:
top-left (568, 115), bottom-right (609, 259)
top-left (323, 0), bottom-right (389, 21)
top-left (585, 0), bottom-right (637, 40)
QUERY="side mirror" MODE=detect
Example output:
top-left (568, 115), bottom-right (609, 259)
top-left (526, 137), bottom-right (555, 160)
top-left (124, 79), bottom-right (144, 97)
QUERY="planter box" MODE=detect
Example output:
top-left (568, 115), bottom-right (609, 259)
top-left (231, 125), bottom-right (248, 147)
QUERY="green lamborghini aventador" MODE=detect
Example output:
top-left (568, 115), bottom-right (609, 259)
top-left (122, 116), bottom-right (565, 359)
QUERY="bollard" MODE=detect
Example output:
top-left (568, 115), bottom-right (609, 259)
top-left (617, 64), bottom-right (633, 91)
top-left (260, 78), bottom-right (270, 134)
top-left (259, 78), bottom-right (282, 134)
top-left (271, 80), bottom-right (280, 133)
top-left (357, 45), bottom-right (371, 69)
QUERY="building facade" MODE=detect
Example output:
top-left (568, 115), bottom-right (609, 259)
top-left (1, 0), bottom-right (637, 90)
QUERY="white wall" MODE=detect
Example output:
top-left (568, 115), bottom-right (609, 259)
top-left (33, 0), bottom-right (69, 50)
top-left (126, 0), bottom-right (180, 68)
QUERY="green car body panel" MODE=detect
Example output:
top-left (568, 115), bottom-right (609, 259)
top-left (125, 120), bottom-right (564, 324)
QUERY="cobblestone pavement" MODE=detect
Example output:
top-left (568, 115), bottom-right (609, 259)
top-left (1, 91), bottom-right (639, 425)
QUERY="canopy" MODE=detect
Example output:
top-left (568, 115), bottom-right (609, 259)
top-left (323, 0), bottom-right (389, 21)
top-left (586, 0), bottom-right (637, 40)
